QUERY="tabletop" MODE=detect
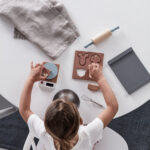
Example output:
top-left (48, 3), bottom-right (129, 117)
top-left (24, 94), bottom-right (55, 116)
top-left (0, 0), bottom-right (150, 149)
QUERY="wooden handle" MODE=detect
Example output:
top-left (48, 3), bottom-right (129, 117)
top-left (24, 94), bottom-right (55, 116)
top-left (91, 29), bottom-right (112, 44)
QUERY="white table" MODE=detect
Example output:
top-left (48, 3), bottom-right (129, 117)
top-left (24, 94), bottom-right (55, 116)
top-left (0, 0), bottom-right (150, 149)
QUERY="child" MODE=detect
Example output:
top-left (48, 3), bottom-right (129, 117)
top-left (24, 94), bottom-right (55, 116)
top-left (19, 62), bottom-right (118, 150)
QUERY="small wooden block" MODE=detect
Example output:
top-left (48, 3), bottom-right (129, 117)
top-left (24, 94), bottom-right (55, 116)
top-left (88, 84), bottom-right (100, 92)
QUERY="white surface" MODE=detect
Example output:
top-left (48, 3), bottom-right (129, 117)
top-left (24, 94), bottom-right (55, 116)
top-left (1, 0), bottom-right (150, 149)
top-left (94, 127), bottom-right (128, 150)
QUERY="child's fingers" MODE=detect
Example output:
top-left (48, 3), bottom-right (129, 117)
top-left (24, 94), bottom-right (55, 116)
top-left (91, 63), bottom-right (97, 66)
top-left (99, 65), bottom-right (103, 71)
top-left (95, 63), bottom-right (99, 68)
top-left (88, 64), bottom-right (91, 70)
top-left (30, 61), bottom-right (33, 69)
top-left (41, 62), bottom-right (47, 65)
top-left (40, 73), bottom-right (49, 80)
top-left (89, 65), bottom-right (97, 75)
top-left (89, 63), bottom-right (97, 71)
top-left (89, 70), bottom-right (93, 78)
top-left (40, 62), bottom-right (47, 68)
top-left (90, 65), bottom-right (98, 72)
top-left (46, 69), bottom-right (51, 75)
top-left (89, 73), bottom-right (93, 79)
top-left (42, 68), bottom-right (51, 76)
top-left (35, 63), bottom-right (40, 67)
top-left (93, 68), bottom-right (98, 74)
top-left (91, 68), bottom-right (98, 76)
top-left (40, 76), bottom-right (47, 80)
top-left (89, 68), bottom-right (93, 77)
top-left (89, 69), bottom-right (95, 79)
top-left (88, 64), bottom-right (94, 72)
top-left (40, 62), bottom-right (47, 71)
top-left (92, 63), bottom-right (99, 68)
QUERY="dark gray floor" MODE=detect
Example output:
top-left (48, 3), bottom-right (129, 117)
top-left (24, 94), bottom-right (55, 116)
top-left (108, 100), bottom-right (150, 150)
top-left (0, 95), bottom-right (29, 150)
top-left (0, 111), bottom-right (29, 150)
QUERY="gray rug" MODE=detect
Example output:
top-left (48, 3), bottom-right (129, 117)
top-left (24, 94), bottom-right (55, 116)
top-left (108, 100), bottom-right (150, 150)
top-left (0, 95), bottom-right (17, 119)
top-left (0, 95), bottom-right (29, 150)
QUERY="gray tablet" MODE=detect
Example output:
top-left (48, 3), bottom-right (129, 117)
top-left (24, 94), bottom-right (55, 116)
top-left (108, 47), bottom-right (150, 94)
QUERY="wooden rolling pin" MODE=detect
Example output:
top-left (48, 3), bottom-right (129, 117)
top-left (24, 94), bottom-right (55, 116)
top-left (84, 26), bottom-right (119, 48)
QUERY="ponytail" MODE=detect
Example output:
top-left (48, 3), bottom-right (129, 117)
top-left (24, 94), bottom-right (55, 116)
top-left (55, 139), bottom-right (72, 150)
top-left (44, 99), bottom-right (80, 150)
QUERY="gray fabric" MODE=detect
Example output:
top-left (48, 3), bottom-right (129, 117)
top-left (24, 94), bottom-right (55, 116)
top-left (0, 95), bottom-right (16, 110)
top-left (14, 28), bottom-right (27, 39)
top-left (0, 95), bottom-right (18, 119)
top-left (14, 0), bottom-right (79, 41)
top-left (0, 107), bottom-right (17, 119)
top-left (0, 0), bottom-right (79, 59)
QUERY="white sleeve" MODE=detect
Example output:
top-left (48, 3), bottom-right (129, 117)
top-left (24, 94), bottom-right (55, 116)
top-left (84, 118), bottom-right (104, 145)
top-left (27, 114), bottom-right (46, 138)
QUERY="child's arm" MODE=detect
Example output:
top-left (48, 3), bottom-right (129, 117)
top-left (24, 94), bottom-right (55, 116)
top-left (89, 63), bottom-right (118, 128)
top-left (19, 62), bottom-right (49, 122)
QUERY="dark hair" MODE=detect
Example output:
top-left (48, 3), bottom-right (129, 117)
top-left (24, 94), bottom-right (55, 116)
top-left (44, 99), bottom-right (80, 150)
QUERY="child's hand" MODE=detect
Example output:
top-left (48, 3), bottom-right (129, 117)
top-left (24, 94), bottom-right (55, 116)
top-left (28, 62), bottom-right (50, 82)
top-left (88, 63), bottom-right (104, 82)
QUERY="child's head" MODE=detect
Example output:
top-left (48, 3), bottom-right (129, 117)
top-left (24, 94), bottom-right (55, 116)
top-left (44, 98), bottom-right (81, 150)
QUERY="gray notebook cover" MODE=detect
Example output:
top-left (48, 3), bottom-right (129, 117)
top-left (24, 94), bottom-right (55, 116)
top-left (108, 47), bottom-right (150, 94)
